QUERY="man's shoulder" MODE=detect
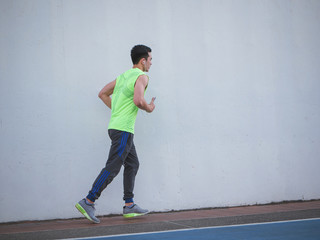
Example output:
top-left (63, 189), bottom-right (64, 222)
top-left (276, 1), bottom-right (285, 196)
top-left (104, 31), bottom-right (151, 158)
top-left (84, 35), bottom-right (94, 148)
top-left (126, 68), bottom-right (148, 74)
top-left (122, 68), bottom-right (148, 80)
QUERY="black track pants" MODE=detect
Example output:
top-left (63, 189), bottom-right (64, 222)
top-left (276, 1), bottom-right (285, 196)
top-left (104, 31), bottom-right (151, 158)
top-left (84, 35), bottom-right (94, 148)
top-left (86, 129), bottom-right (139, 202)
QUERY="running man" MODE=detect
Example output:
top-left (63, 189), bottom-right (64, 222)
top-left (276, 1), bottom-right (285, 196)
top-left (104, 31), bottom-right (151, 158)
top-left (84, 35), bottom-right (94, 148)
top-left (76, 45), bottom-right (155, 223)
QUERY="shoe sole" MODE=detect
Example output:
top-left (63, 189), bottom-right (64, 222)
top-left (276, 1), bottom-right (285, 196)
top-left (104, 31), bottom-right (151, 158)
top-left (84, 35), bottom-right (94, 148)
top-left (123, 211), bottom-right (149, 218)
top-left (75, 203), bottom-right (100, 224)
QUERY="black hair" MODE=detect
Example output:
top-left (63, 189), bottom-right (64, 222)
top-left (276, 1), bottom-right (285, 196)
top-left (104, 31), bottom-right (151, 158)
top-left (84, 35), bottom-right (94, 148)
top-left (131, 45), bottom-right (152, 64)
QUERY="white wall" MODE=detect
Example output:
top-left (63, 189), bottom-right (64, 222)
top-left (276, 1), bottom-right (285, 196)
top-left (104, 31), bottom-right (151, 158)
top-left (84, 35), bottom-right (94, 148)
top-left (1, 0), bottom-right (320, 222)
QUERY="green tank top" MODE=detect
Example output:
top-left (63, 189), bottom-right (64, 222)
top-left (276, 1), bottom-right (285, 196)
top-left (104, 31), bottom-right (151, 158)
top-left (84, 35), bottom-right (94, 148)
top-left (108, 68), bottom-right (147, 134)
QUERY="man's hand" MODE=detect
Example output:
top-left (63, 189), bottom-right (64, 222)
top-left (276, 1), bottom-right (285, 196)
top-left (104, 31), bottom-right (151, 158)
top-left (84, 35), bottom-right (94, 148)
top-left (146, 97), bottom-right (156, 113)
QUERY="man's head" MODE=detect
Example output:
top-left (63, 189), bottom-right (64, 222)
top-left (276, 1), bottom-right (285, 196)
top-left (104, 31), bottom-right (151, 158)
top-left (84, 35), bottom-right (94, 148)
top-left (131, 45), bottom-right (152, 72)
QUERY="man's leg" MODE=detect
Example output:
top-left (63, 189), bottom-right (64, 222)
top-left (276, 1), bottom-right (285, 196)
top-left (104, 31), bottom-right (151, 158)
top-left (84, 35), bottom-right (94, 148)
top-left (123, 143), bottom-right (139, 204)
top-left (122, 142), bottom-right (149, 218)
top-left (76, 130), bottom-right (132, 223)
top-left (86, 130), bottom-right (129, 202)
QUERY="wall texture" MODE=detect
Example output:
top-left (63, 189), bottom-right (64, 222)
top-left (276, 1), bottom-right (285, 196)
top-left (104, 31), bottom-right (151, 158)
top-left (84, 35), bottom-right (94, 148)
top-left (1, 0), bottom-right (320, 222)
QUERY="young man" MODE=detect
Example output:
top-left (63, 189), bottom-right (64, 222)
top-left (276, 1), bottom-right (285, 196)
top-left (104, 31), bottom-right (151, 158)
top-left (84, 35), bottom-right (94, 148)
top-left (76, 45), bottom-right (155, 223)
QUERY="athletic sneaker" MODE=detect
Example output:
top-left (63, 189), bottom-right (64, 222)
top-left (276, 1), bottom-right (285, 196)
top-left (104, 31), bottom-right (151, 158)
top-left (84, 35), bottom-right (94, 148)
top-left (123, 204), bottom-right (149, 218)
top-left (75, 199), bottom-right (100, 224)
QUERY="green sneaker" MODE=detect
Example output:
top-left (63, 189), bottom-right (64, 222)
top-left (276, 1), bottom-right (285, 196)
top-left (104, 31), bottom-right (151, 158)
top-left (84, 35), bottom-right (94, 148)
top-left (75, 199), bottom-right (100, 224)
top-left (123, 204), bottom-right (149, 218)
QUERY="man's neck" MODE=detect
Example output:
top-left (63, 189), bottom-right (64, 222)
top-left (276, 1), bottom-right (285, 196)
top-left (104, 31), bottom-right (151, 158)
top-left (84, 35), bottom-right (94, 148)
top-left (133, 64), bottom-right (144, 72)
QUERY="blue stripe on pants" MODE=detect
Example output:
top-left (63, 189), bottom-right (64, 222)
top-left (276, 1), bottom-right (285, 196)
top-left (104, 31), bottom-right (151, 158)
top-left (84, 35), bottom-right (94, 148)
top-left (118, 132), bottom-right (129, 157)
top-left (88, 170), bottom-right (110, 200)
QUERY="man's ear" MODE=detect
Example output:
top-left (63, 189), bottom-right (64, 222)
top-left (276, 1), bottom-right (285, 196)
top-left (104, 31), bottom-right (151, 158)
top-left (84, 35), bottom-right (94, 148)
top-left (140, 58), bottom-right (146, 65)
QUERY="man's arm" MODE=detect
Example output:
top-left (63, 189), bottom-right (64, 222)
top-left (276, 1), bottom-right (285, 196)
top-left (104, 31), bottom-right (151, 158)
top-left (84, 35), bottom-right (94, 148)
top-left (98, 80), bottom-right (116, 109)
top-left (133, 75), bottom-right (155, 113)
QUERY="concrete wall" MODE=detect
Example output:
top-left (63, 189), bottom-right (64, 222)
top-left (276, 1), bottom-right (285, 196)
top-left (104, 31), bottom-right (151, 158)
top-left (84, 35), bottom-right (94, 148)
top-left (1, 0), bottom-right (320, 222)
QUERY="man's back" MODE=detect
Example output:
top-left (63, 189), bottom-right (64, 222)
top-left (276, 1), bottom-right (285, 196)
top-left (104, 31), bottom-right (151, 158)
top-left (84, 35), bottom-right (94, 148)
top-left (108, 68), bottom-right (147, 134)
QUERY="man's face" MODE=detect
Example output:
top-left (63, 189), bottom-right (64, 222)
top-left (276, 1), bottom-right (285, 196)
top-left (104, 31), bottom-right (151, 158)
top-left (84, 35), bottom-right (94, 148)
top-left (143, 52), bottom-right (152, 72)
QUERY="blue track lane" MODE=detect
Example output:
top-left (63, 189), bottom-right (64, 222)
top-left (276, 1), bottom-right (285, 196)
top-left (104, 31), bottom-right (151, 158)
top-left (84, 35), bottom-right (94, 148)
top-left (75, 218), bottom-right (320, 240)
